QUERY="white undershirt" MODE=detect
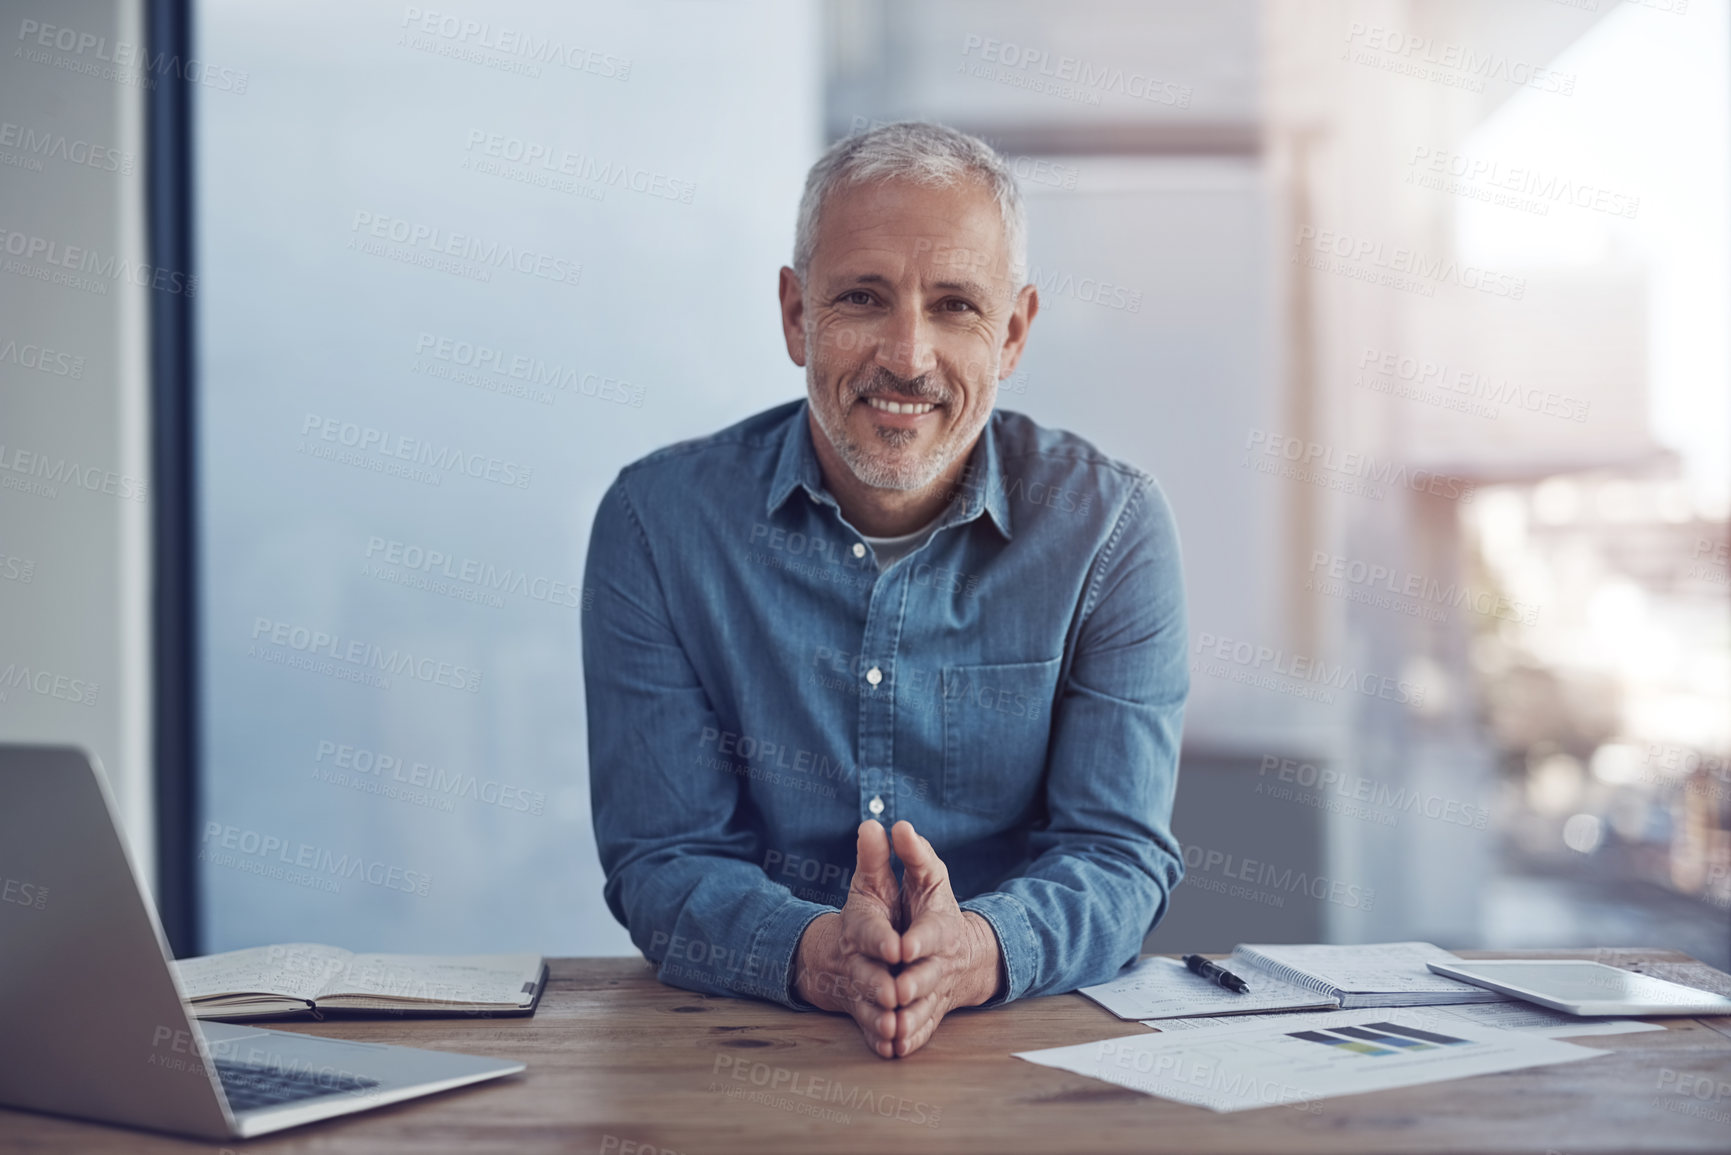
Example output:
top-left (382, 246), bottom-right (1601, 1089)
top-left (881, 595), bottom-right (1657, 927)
top-left (860, 513), bottom-right (944, 571)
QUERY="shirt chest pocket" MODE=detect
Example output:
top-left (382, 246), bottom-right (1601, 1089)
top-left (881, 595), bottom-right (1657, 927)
top-left (941, 658), bottom-right (1062, 821)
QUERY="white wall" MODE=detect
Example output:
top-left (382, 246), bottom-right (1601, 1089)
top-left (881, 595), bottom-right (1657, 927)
top-left (0, 0), bottom-right (155, 893)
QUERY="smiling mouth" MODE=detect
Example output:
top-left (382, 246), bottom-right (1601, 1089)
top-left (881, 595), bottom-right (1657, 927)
top-left (862, 396), bottom-right (939, 416)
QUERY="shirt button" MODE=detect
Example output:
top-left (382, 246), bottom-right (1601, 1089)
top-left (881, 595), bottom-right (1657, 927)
top-left (865, 667), bottom-right (883, 686)
top-left (868, 795), bottom-right (884, 815)
top-left (852, 542), bottom-right (867, 558)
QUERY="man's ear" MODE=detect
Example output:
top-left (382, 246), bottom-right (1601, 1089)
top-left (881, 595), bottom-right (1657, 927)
top-left (779, 266), bottom-right (808, 367)
top-left (997, 283), bottom-right (1039, 379)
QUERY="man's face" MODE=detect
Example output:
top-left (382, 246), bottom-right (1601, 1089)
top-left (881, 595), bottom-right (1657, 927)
top-left (781, 178), bottom-right (1035, 493)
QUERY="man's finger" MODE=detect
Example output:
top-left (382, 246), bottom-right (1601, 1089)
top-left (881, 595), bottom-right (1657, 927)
top-left (894, 994), bottom-right (945, 1058)
top-left (853, 820), bottom-right (899, 899)
top-left (854, 1002), bottom-right (896, 1046)
top-left (839, 966), bottom-right (897, 1057)
top-left (900, 910), bottom-right (956, 966)
top-left (846, 904), bottom-right (903, 966)
top-left (847, 998), bottom-right (895, 1059)
top-left (893, 955), bottom-right (943, 1006)
top-left (858, 1019), bottom-right (895, 1060)
top-left (890, 820), bottom-right (941, 880)
top-left (844, 953), bottom-right (900, 1011)
top-left (849, 821), bottom-right (905, 962)
top-left (892, 820), bottom-right (954, 910)
top-left (901, 904), bottom-right (980, 965)
top-left (833, 964), bottom-right (896, 1059)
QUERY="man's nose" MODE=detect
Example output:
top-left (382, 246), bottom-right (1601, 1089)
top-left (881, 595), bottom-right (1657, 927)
top-left (874, 307), bottom-right (937, 382)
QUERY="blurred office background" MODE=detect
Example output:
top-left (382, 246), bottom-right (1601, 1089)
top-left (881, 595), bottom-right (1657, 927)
top-left (2, 0), bottom-right (1726, 966)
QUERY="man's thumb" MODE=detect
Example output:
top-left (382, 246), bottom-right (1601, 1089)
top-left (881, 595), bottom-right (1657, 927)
top-left (891, 820), bottom-right (942, 885)
top-left (852, 819), bottom-right (895, 893)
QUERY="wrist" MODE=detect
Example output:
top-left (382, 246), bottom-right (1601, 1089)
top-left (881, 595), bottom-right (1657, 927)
top-left (792, 911), bottom-right (842, 1008)
top-left (961, 912), bottom-right (1005, 1006)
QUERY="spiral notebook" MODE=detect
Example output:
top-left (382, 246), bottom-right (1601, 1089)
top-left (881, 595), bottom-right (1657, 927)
top-left (1080, 955), bottom-right (1341, 1021)
top-left (1230, 941), bottom-right (1506, 1009)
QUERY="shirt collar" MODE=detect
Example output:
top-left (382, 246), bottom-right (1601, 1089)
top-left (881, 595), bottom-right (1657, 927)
top-left (766, 402), bottom-right (1013, 541)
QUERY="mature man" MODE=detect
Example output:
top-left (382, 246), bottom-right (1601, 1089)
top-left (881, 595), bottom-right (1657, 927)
top-left (584, 122), bottom-right (1187, 1059)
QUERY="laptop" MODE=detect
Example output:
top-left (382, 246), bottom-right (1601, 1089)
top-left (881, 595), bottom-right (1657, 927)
top-left (0, 744), bottom-right (525, 1140)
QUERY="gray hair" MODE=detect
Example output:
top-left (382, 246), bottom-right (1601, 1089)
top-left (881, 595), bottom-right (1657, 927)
top-left (792, 121), bottom-right (1027, 288)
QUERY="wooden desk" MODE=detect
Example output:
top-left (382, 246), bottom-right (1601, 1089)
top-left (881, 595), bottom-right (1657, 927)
top-left (4, 949), bottom-right (1729, 1153)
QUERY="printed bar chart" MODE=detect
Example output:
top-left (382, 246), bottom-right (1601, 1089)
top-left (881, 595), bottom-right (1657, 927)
top-left (1287, 1030), bottom-right (1397, 1056)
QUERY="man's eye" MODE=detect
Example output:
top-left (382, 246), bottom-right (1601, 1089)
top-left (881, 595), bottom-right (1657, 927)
top-left (841, 291), bottom-right (875, 306)
top-left (941, 298), bottom-right (976, 313)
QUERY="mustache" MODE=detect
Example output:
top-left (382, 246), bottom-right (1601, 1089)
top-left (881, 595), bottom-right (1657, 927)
top-left (851, 367), bottom-right (950, 406)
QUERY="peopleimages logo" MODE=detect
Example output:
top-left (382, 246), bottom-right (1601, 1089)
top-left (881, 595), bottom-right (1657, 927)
top-left (1192, 631), bottom-right (1425, 707)
top-left (0, 549), bottom-right (35, 583)
top-left (1244, 430), bottom-right (1476, 503)
top-left (1028, 265), bottom-right (1143, 313)
top-left (1356, 345), bottom-right (1589, 424)
top-left (348, 209), bottom-right (581, 287)
top-left (0, 225), bottom-right (196, 296)
top-left (0, 336), bottom-right (85, 378)
top-left (399, 7), bottom-right (632, 80)
top-left (413, 332), bottom-right (645, 407)
top-left (1181, 844), bottom-right (1376, 910)
top-left (0, 442), bottom-right (148, 502)
top-left (1405, 146), bottom-right (1640, 220)
top-left (1343, 22), bottom-right (1575, 96)
top-left (1293, 226), bottom-right (1525, 300)
top-left (313, 739), bottom-right (546, 815)
top-left (1, 875), bottom-right (48, 911)
top-left (363, 536), bottom-right (582, 609)
top-left (249, 617), bottom-right (483, 693)
top-left (1257, 755), bottom-right (1489, 830)
top-left (200, 822), bottom-right (432, 896)
top-left (0, 120), bottom-right (135, 174)
top-left (959, 34), bottom-right (1192, 108)
top-left (709, 1055), bottom-right (944, 1130)
top-left (15, 18), bottom-right (250, 93)
top-left (299, 413), bottom-right (533, 489)
top-left (463, 130), bottom-right (696, 204)
top-left (1307, 550), bottom-right (1538, 626)
top-left (0, 661), bottom-right (100, 707)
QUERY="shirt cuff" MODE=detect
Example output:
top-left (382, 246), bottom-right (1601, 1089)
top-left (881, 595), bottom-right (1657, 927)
top-left (958, 891), bottom-right (1037, 1007)
top-left (742, 897), bottom-right (835, 1011)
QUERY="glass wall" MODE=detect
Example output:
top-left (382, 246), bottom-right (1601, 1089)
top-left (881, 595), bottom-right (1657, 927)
top-left (194, 0), bottom-right (819, 953)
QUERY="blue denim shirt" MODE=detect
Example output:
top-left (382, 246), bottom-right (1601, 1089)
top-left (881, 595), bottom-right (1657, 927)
top-left (583, 400), bottom-right (1187, 1008)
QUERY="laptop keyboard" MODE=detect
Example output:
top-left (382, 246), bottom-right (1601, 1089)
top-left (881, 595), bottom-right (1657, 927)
top-left (214, 1058), bottom-right (381, 1112)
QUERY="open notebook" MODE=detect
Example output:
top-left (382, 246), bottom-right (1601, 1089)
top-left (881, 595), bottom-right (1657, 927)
top-left (174, 943), bottom-right (547, 1020)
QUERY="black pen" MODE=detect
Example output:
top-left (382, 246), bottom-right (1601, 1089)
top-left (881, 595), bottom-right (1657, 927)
top-left (1182, 953), bottom-right (1251, 993)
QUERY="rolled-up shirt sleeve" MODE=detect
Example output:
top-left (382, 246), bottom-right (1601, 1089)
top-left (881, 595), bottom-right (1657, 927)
top-left (960, 474), bottom-right (1188, 1004)
top-left (583, 476), bottom-right (832, 1008)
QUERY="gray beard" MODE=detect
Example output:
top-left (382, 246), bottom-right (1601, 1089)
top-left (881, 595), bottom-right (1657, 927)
top-left (808, 365), bottom-right (967, 492)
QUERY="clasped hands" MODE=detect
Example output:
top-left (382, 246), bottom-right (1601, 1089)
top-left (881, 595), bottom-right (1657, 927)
top-left (792, 819), bottom-right (1003, 1058)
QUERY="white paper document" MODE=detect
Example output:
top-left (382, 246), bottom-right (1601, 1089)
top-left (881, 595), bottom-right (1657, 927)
top-left (1015, 1008), bottom-right (1609, 1113)
top-left (1080, 957), bottom-right (1339, 1021)
top-left (1147, 1003), bottom-right (1665, 1040)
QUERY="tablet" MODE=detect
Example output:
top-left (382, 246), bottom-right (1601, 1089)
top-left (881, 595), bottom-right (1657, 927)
top-left (1426, 959), bottom-right (1731, 1016)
